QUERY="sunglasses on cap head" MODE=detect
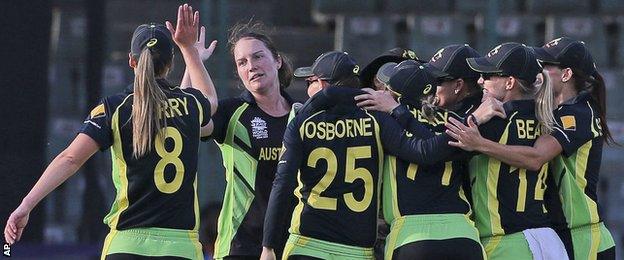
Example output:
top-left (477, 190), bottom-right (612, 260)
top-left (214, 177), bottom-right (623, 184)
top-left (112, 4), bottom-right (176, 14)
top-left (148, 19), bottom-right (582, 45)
top-left (480, 73), bottom-right (509, 80)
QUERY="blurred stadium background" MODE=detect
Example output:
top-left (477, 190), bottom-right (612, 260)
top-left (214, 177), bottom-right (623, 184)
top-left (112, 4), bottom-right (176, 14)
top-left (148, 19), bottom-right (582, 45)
top-left (2, 0), bottom-right (624, 259)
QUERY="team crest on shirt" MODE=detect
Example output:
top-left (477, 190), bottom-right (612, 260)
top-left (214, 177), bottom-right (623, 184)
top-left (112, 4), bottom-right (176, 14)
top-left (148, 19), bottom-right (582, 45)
top-left (90, 104), bottom-right (106, 118)
top-left (251, 117), bottom-right (268, 139)
top-left (560, 115), bottom-right (576, 131)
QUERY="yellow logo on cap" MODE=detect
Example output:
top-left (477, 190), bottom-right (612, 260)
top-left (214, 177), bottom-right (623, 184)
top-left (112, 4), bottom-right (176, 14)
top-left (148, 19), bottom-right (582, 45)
top-left (147, 38), bottom-right (158, 47)
top-left (353, 65), bottom-right (360, 74)
top-left (404, 50), bottom-right (417, 60)
top-left (423, 84), bottom-right (432, 95)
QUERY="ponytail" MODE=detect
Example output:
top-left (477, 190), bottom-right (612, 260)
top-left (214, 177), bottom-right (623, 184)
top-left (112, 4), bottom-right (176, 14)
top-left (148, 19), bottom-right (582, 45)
top-left (571, 68), bottom-right (616, 144)
top-left (535, 72), bottom-right (557, 134)
top-left (132, 48), bottom-right (168, 158)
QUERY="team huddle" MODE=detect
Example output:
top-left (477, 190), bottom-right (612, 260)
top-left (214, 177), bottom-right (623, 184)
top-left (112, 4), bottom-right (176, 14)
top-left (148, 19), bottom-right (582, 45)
top-left (3, 3), bottom-right (617, 260)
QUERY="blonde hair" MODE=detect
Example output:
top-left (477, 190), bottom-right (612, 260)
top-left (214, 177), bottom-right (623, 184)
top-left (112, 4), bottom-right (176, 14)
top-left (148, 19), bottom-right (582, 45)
top-left (132, 48), bottom-right (168, 158)
top-left (535, 71), bottom-right (557, 134)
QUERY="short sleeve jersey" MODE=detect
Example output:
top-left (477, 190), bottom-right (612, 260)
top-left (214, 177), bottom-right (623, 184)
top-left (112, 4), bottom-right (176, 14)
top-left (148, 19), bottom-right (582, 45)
top-left (547, 92), bottom-right (605, 229)
top-left (381, 94), bottom-right (482, 223)
top-left (79, 80), bottom-right (211, 231)
top-left (469, 99), bottom-right (550, 238)
top-left (208, 90), bottom-right (295, 258)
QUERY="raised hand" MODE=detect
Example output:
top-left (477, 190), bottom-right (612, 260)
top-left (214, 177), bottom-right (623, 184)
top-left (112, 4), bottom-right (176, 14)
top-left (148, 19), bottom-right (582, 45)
top-left (165, 4), bottom-right (199, 49)
top-left (196, 26), bottom-right (217, 62)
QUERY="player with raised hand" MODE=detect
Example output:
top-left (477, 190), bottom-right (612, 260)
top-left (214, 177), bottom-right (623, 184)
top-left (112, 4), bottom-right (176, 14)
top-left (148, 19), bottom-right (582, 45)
top-left (5, 4), bottom-right (215, 259)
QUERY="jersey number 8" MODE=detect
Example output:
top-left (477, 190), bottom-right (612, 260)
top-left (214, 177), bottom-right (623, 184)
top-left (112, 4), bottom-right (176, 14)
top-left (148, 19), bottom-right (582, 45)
top-left (307, 146), bottom-right (374, 212)
top-left (154, 127), bottom-right (185, 194)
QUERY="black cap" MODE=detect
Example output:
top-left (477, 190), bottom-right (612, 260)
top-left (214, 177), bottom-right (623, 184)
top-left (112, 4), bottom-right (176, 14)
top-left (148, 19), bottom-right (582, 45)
top-left (131, 23), bottom-right (174, 61)
top-left (375, 62), bottom-right (398, 85)
top-left (467, 42), bottom-right (542, 83)
top-left (376, 59), bottom-right (423, 87)
top-left (388, 63), bottom-right (439, 106)
top-left (294, 51), bottom-right (359, 82)
top-left (532, 37), bottom-right (597, 76)
top-left (428, 44), bottom-right (481, 79)
top-left (360, 47), bottom-right (425, 88)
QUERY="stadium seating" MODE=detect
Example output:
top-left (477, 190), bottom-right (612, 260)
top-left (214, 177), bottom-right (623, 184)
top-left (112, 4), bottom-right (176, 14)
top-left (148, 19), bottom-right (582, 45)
top-left (313, 0), bottom-right (378, 15)
top-left (408, 15), bottom-right (473, 59)
top-left (526, 0), bottom-right (591, 14)
top-left (599, 0), bottom-right (624, 14)
top-left (548, 16), bottom-right (608, 67)
top-left (386, 0), bottom-right (453, 15)
top-left (340, 16), bottom-right (398, 65)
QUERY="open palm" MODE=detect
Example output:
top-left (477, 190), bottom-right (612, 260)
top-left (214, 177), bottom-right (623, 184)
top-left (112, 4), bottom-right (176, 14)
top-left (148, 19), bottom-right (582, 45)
top-left (166, 4), bottom-right (198, 49)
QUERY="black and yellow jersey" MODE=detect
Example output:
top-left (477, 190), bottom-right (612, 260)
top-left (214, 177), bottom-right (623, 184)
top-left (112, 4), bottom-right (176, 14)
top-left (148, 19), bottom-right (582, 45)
top-left (263, 87), bottom-right (449, 249)
top-left (546, 91), bottom-right (605, 230)
top-left (382, 93), bottom-right (482, 223)
top-left (469, 99), bottom-right (550, 238)
top-left (79, 79), bottom-right (211, 231)
top-left (208, 90), bottom-right (295, 258)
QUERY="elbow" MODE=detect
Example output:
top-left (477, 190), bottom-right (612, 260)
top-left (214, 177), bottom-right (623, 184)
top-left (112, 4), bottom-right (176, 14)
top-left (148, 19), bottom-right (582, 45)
top-left (526, 163), bottom-right (541, 172)
top-left (526, 157), bottom-right (547, 171)
top-left (58, 150), bottom-right (83, 169)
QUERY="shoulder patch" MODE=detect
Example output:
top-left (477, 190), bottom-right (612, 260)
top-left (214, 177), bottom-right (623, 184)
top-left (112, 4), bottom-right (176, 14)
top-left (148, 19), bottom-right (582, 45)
top-left (90, 104), bottom-right (106, 118)
top-left (560, 115), bottom-right (576, 131)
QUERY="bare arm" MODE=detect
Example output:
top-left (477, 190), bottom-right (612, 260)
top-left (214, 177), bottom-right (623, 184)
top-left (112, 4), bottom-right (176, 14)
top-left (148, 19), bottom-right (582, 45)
top-left (180, 26), bottom-right (217, 90)
top-left (4, 133), bottom-right (99, 245)
top-left (200, 120), bottom-right (214, 137)
top-left (445, 117), bottom-right (562, 171)
top-left (167, 5), bottom-right (218, 115)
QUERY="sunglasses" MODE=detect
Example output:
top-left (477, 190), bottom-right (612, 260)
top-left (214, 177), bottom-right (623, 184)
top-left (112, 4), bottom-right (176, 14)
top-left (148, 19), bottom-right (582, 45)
top-left (305, 77), bottom-right (319, 88)
top-left (480, 73), bottom-right (509, 80)
top-left (437, 75), bottom-right (457, 84)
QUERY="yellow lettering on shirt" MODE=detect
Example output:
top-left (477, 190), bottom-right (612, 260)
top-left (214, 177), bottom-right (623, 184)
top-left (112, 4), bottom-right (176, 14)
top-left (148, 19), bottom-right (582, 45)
top-left (259, 147), bottom-right (282, 161)
top-left (303, 118), bottom-right (373, 141)
top-left (161, 97), bottom-right (189, 119)
top-left (516, 119), bottom-right (541, 140)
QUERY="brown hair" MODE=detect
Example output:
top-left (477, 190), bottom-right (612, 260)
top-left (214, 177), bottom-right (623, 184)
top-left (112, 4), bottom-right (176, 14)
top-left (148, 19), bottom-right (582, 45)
top-left (570, 67), bottom-right (616, 144)
top-left (228, 21), bottom-right (292, 89)
top-left (131, 47), bottom-right (172, 158)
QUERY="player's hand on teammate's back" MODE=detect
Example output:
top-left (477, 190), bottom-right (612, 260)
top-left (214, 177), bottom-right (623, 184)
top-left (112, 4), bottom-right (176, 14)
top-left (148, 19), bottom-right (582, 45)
top-left (166, 4), bottom-right (199, 49)
top-left (354, 88), bottom-right (400, 113)
top-left (196, 26), bottom-right (217, 62)
top-left (445, 117), bottom-right (483, 151)
top-left (4, 205), bottom-right (30, 245)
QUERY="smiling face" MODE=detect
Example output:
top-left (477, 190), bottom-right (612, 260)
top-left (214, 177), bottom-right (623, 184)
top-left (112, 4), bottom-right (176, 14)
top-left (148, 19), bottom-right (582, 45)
top-left (233, 37), bottom-right (282, 94)
top-left (478, 75), bottom-right (509, 102)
